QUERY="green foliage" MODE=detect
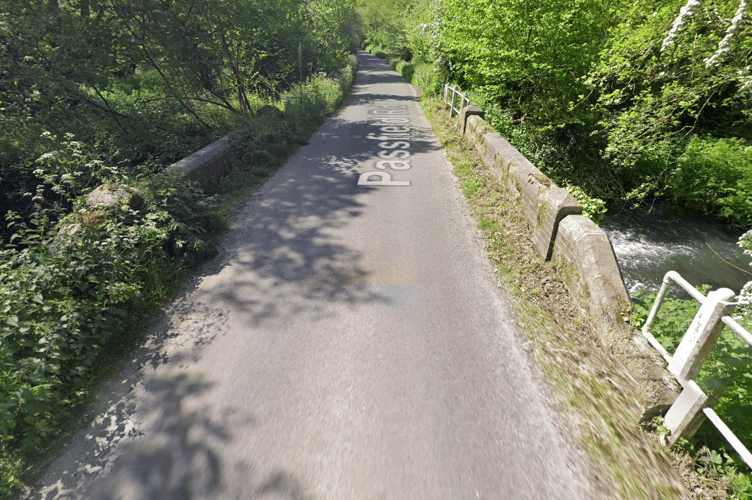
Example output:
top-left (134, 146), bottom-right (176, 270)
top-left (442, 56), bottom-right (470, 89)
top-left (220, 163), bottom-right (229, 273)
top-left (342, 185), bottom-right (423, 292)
top-left (437, 0), bottom-right (617, 126)
top-left (307, 0), bottom-right (361, 70)
top-left (0, 163), bottom-right (221, 495)
top-left (589, 1), bottom-right (752, 157)
top-left (565, 185), bottom-right (607, 226)
top-left (673, 442), bottom-right (752, 499)
top-left (210, 60), bottom-right (356, 203)
top-left (365, 41), bottom-right (442, 95)
top-left (584, 0), bottom-right (752, 220)
top-left (284, 77), bottom-right (340, 131)
top-left (369, 46), bottom-right (391, 61)
top-left (395, 61), bottom-right (415, 82)
top-left (0, 0), bottom-right (360, 240)
top-left (462, 177), bottom-right (483, 197)
top-left (283, 55), bottom-right (357, 138)
top-left (360, 0), bottom-right (752, 225)
top-left (668, 136), bottom-right (752, 227)
top-left (412, 63), bottom-right (443, 96)
top-left (741, 230), bottom-right (752, 256)
top-left (360, 0), bottom-right (441, 65)
top-left (359, 0), bottom-right (414, 61)
top-left (359, 0), bottom-right (446, 95)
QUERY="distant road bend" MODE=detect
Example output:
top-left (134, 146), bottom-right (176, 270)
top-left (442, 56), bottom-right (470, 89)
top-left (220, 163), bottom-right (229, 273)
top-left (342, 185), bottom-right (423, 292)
top-left (32, 50), bottom-right (592, 500)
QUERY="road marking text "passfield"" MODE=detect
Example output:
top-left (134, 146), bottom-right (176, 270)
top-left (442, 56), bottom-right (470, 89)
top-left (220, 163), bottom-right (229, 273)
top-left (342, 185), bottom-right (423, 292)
top-left (358, 104), bottom-right (411, 187)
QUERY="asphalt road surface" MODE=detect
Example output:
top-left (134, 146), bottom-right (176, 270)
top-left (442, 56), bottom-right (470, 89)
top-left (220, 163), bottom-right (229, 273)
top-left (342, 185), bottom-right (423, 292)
top-left (30, 51), bottom-right (592, 500)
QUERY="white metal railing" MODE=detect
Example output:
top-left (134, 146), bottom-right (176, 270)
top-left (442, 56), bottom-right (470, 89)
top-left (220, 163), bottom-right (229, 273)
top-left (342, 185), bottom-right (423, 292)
top-left (443, 84), bottom-right (471, 117)
top-left (642, 271), bottom-right (752, 469)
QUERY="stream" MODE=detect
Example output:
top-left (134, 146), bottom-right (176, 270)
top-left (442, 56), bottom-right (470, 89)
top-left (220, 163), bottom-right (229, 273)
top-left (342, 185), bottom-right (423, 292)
top-left (602, 206), bottom-right (752, 297)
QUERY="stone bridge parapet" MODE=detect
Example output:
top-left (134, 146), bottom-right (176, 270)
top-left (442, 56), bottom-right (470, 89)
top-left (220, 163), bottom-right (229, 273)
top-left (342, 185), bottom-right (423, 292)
top-left (461, 112), bottom-right (680, 419)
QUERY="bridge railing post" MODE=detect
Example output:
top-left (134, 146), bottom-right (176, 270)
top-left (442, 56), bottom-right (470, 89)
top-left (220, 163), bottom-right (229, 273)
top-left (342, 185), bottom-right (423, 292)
top-left (641, 272), bottom-right (751, 470)
top-left (668, 288), bottom-right (736, 382)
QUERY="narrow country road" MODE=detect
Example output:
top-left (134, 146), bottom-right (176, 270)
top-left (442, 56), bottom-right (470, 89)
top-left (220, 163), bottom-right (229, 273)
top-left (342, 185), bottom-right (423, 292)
top-left (30, 51), bottom-right (592, 500)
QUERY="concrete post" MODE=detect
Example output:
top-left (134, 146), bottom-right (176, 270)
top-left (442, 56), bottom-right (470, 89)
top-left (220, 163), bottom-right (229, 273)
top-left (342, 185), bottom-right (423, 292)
top-left (664, 380), bottom-right (709, 445)
top-left (668, 288), bottom-right (736, 382)
top-left (459, 105), bottom-right (484, 135)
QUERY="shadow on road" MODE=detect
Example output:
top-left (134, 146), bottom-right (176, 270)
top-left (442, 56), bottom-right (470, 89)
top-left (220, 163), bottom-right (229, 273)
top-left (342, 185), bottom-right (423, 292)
top-left (25, 49), bottom-right (440, 500)
top-left (78, 373), bottom-right (315, 500)
top-left (88, 374), bottom-right (225, 500)
top-left (202, 98), bottom-right (441, 330)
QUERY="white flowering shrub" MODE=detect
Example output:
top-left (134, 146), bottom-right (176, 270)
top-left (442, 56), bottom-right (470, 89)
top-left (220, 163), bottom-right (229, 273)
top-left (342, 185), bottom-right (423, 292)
top-left (582, 0), bottom-right (752, 222)
top-left (661, 0), bottom-right (702, 51)
top-left (706, 0), bottom-right (748, 66)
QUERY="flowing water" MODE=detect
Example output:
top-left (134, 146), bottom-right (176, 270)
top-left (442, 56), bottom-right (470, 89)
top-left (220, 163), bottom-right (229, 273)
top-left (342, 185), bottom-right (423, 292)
top-left (602, 206), bottom-right (752, 297)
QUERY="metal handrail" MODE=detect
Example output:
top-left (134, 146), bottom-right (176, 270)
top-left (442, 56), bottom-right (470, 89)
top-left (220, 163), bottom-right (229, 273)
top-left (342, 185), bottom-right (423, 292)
top-left (642, 271), bottom-right (706, 364)
top-left (722, 315), bottom-right (752, 348)
top-left (642, 271), bottom-right (751, 470)
top-left (443, 84), bottom-right (471, 117)
top-left (703, 407), bottom-right (752, 469)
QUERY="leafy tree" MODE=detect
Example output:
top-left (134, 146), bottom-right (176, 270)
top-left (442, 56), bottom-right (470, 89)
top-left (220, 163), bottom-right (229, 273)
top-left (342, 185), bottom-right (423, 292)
top-left (0, 0), bottom-right (359, 239)
top-left (360, 0), bottom-right (406, 50)
top-left (436, 0), bottom-right (618, 126)
top-left (307, 0), bottom-right (360, 70)
top-left (360, 0), bottom-right (440, 55)
top-left (424, 0), bottom-right (752, 224)
top-left (587, 0), bottom-right (752, 195)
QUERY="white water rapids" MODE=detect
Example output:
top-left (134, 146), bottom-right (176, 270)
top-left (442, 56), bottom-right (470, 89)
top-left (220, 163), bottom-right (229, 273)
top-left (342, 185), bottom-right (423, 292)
top-left (602, 210), bottom-right (752, 296)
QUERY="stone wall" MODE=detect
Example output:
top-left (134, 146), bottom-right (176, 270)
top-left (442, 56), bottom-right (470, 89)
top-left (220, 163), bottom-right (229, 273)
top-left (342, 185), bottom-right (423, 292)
top-left (464, 114), bottom-right (631, 335)
top-left (166, 135), bottom-right (235, 186)
top-left (456, 110), bottom-right (679, 418)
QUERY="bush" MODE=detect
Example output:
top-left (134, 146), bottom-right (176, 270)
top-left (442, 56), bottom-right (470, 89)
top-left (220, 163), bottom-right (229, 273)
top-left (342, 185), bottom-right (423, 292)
top-left (282, 56), bottom-right (357, 139)
top-left (412, 63), bottom-right (442, 96)
top-left (395, 60), bottom-right (415, 82)
top-left (668, 136), bottom-right (752, 228)
top-left (0, 164), bottom-right (222, 493)
top-left (565, 185), bottom-right (607, 225)
top-left (335, 54), bottom-right (358, 91)
top-left (372, 47), bottom-right (388, 59)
